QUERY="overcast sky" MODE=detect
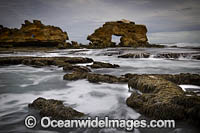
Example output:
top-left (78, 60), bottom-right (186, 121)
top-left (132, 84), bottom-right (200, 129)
top-left (0, 0), bottom-right (200, 44)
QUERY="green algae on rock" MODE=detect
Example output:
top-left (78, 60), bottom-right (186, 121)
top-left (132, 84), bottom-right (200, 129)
top-left (29, 97), bottom-right (84, 119)
top-left (126, 74), bottom-right (200, 124)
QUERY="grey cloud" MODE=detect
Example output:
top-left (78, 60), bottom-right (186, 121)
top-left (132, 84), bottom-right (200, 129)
top-left (148, 30), bottom-right (200, 44)
top-left (0, 0), bottom-right (200, 43)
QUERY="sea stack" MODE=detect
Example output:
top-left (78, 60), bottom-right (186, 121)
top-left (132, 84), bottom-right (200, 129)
top-left (0, 20), bottom-right (68, 47)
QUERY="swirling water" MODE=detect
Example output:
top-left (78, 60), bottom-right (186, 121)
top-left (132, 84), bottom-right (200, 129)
top-left (0, 45), bottom-right (200, 133)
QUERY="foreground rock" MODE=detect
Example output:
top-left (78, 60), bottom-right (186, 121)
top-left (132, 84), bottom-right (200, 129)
top-left (87, 19), bottom-right (149, 48)
top-left (29, 97), bottom-right (84, 119)
top-left (126, 74), bottom-right (200, 124)
top-left (88, 61), bottom-right (120, 68)
top-left (118, 53), bottom-right (150, 58)
top-left (0, 20), bottom-right (68, 47)
top-left (0, 56), bottom-right (93, 67)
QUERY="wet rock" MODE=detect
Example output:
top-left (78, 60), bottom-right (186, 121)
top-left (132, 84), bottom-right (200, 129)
top-left (88, 61), bottom-right (119, 68)
top-left (192, 54), bottom-right (200, 60)
top-left (63, 72), bottom-right (128, 83)
top-left (58, 42), bottom-right (72, 49)
top-left (63, 71), bottom-right (88, 80)
top-left (71, 41), bottom-right (80, 48)
top-left (87, 20), bottom-right (149, 48)
top-left (62, 63), bottom-right (74, 70)
top-left (64, 57), bottom-right (93, 64)
top-left (63, 64), bottom-right (91, 72)
top-left (124, 73), bottom-right (200, 86)
top-left (0, 56), bottom-right (93, 67)
top-left (0, 20), bottom-right (68, 47)
top-left (128, 75), bottom-right (183, 93)
top-left (0, 51), bottom-right (14, 54)
top-left (87, 73), bottom-right (127, 83)
top-left (29, 97), bottom-right (84, 119)
top-left (22, 57), bottom-right (54, 66)
top-left (118, 53), bottom-right (150, 58)
top-left (156, 73), bottom-right (200, 86)
top-left (126, 74), bottom-right (200, 124)
top-left (73, 66), bottom-right (91, 72)
top-left (155, 53), bottom-right (189, 59)
top-left (0, 57), bottom-right (25, 65)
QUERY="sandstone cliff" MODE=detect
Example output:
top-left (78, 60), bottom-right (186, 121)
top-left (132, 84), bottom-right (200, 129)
top-left (87, 19), bottom-right (149, 48)
top-left (0, 20), bottom-right (68, 47)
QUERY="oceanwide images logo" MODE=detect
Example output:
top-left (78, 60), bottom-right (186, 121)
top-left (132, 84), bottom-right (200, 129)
top-left (25, 115), bottom-right (175, 130)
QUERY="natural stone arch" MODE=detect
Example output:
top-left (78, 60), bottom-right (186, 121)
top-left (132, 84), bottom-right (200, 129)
top-left (87, 20), bottom-right (149, 48)
top-left (111, 34), bottom-right (122, 45)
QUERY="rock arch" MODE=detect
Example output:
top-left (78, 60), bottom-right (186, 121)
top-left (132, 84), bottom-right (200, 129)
top-left (87, 20), bottom-right (149, 48)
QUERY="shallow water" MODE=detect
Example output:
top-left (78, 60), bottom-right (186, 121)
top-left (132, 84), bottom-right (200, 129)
top-left (0, 46), bottom-right (200, 133)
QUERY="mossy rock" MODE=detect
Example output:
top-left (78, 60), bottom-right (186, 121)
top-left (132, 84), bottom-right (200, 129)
top-left (29, 97), bottom-right (85, 119)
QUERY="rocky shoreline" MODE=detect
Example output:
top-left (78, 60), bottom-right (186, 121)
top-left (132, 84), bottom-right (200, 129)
top-left (1, 19), bottom-right (200, 127)
top-left (0, 56), bottom-right (200, 124)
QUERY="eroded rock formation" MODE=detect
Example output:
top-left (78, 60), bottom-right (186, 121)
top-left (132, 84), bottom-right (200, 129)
top-left (87, 19), bottom-right (149, 48)
top-left (0, 20), bottom-right (68, 47)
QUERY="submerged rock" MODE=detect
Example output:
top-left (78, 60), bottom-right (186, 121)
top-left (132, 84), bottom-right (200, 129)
top-left (29, 97), bottom-right (84, 119)
top-left (0, 20), bottom-right (68, 47)
top-left (88, 61), bottom-right (120, 69)
top-left (87, 20), bottom-right (149, 48)
top-left (118, 53), bottom-right (150, 58)
top-left (126, 74), bottom-right (200, 124)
